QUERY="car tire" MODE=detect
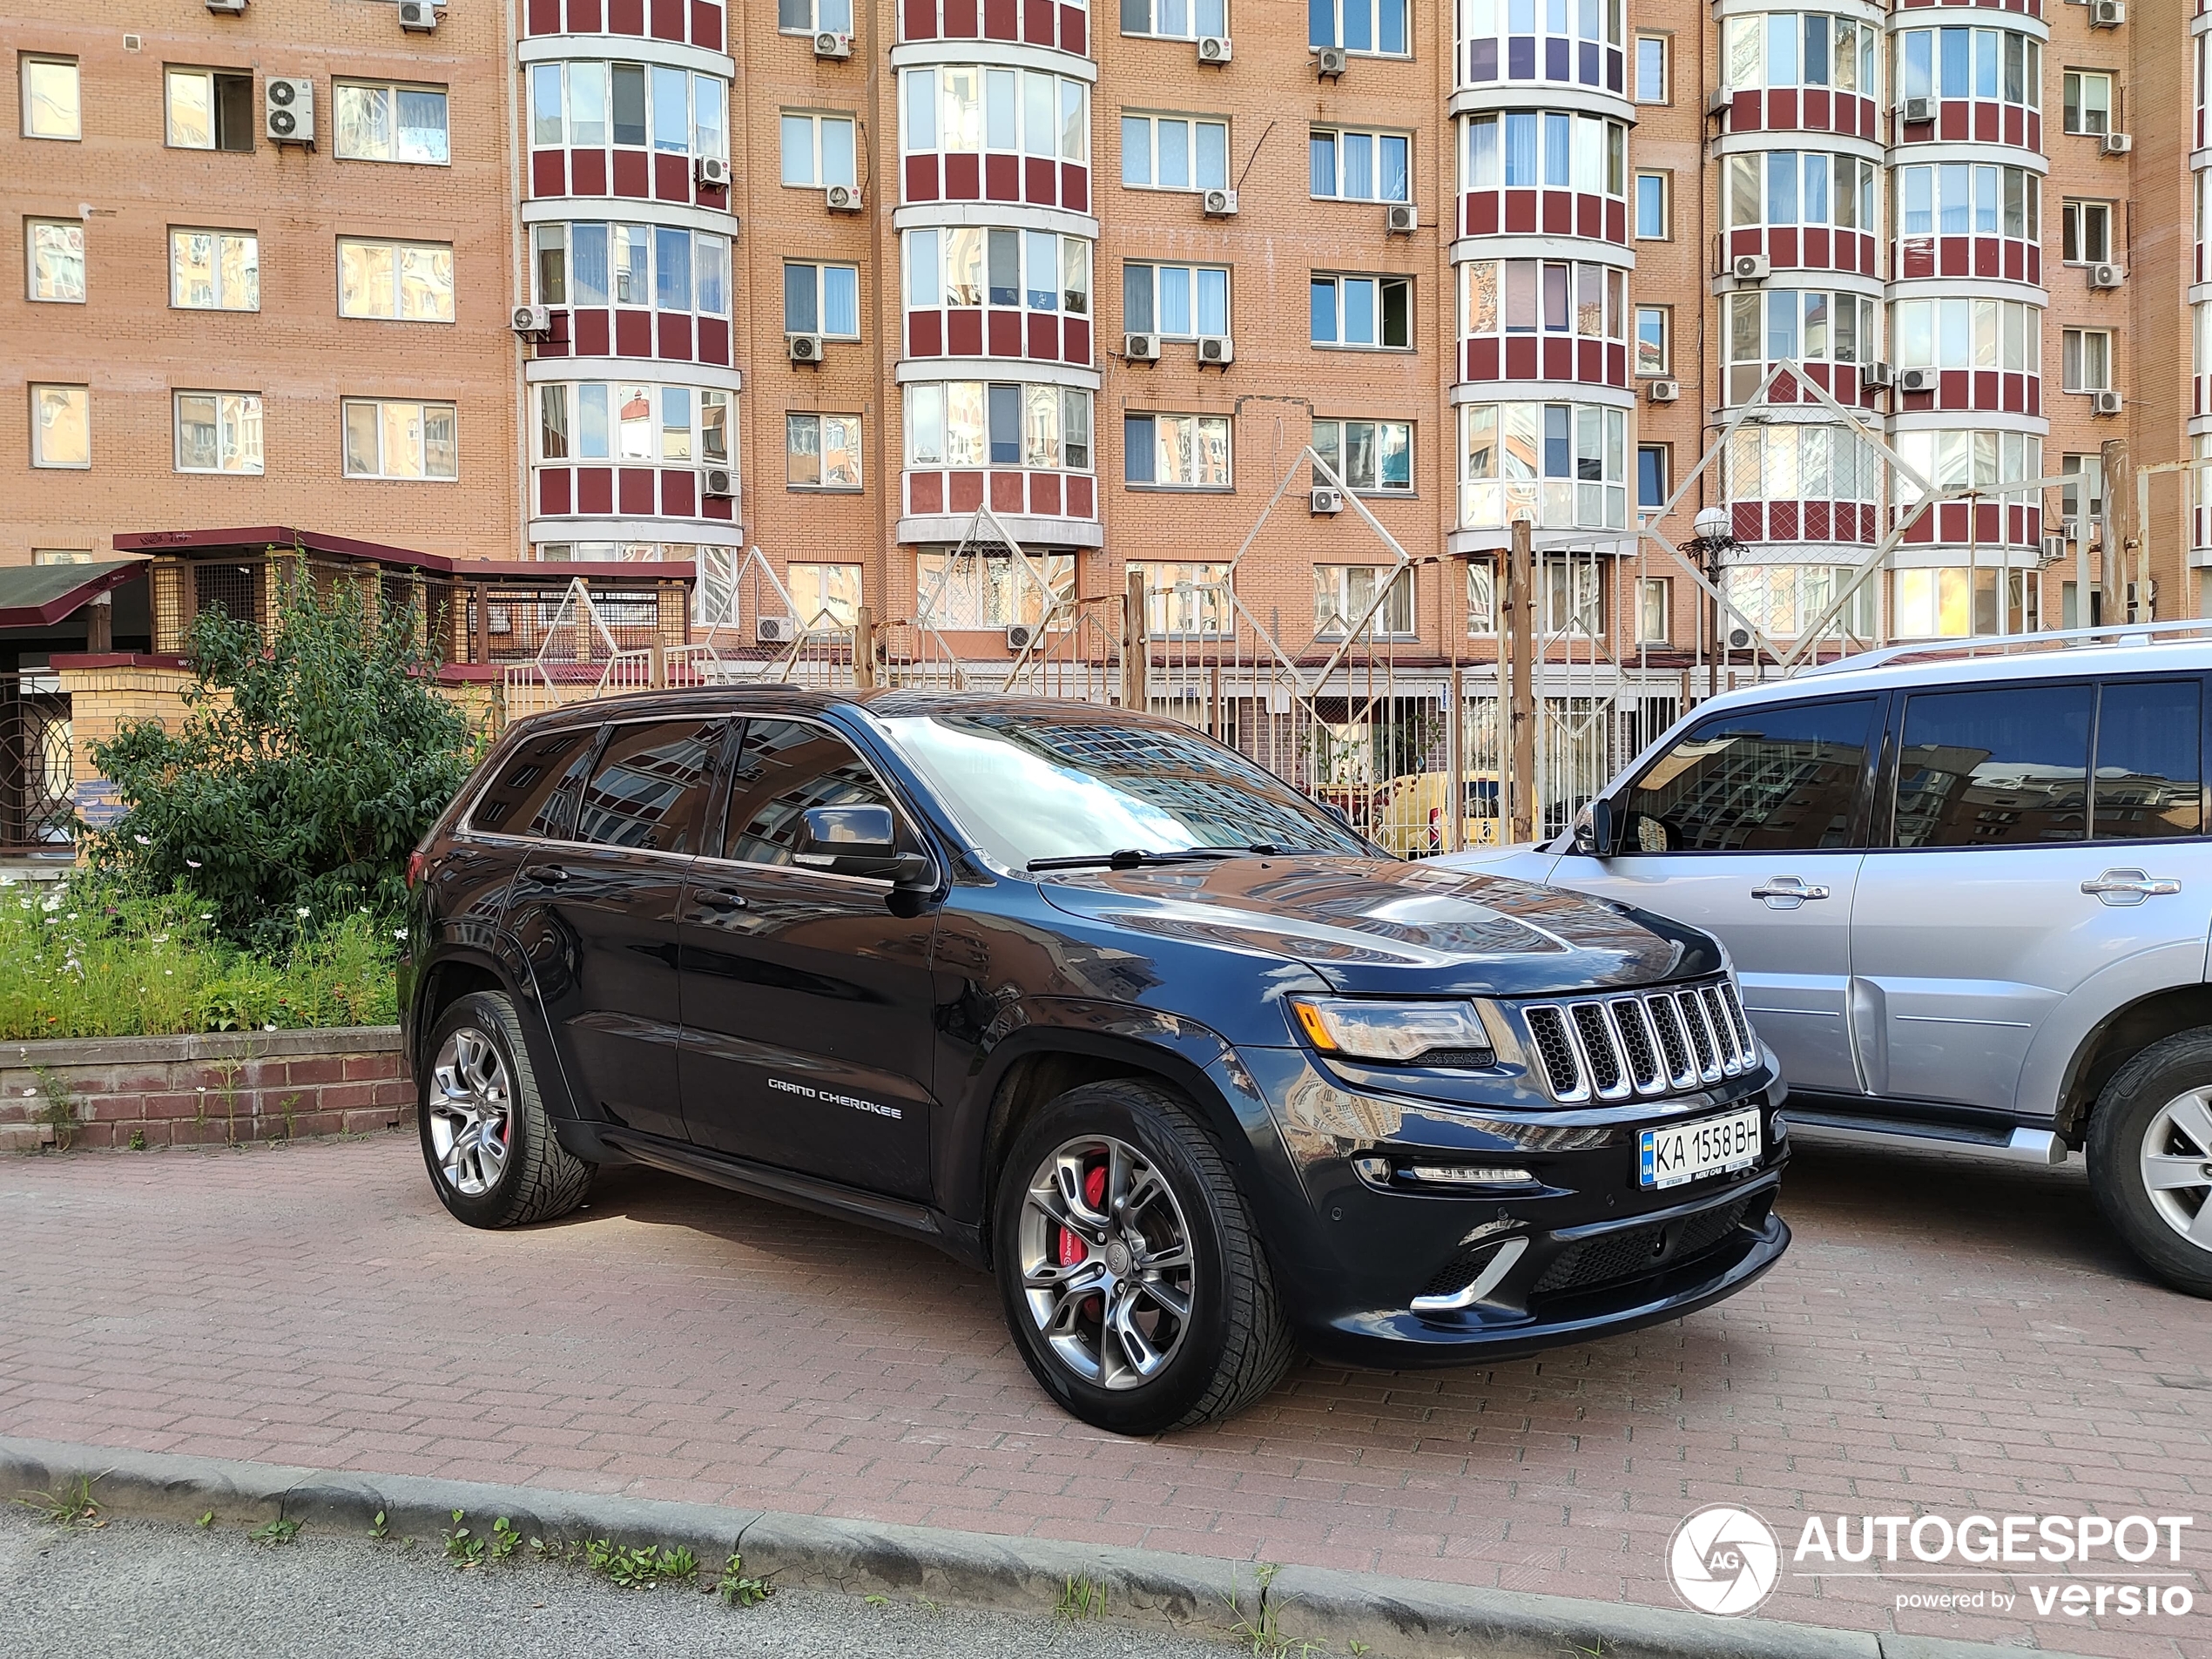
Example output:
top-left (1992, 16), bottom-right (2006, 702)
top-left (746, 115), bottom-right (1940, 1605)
top-left (419, 990), bottom-right (593, 1230)
top-left (2086, 1028), bottom-right (2212, 1298)
top-left (991, 1077), bottom-right (1294, 1435)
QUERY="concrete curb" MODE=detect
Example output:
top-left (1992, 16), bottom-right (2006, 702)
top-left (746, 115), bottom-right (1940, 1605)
top-left (0, 1436), bottom-right (2094, 1659)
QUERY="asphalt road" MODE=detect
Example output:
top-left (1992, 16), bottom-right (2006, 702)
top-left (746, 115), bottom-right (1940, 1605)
top-left (0, 1506), bottom-right (1244, 1659)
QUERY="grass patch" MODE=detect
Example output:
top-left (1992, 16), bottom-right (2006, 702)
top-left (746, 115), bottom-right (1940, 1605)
top-left (13, 1474), bottom-right (101, 1527)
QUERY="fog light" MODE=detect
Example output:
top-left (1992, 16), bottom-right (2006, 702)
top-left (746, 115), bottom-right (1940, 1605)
top-left (1403, 1163), bottom-right (1536, 1186)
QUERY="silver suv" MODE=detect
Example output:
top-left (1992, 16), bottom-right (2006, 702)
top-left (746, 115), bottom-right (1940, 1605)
top-left (1447, 631), bottom-right (2212, 1297)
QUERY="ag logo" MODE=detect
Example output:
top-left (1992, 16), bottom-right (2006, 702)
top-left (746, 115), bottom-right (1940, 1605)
top-left (1667, 1503), bottom-right (1780, 1617)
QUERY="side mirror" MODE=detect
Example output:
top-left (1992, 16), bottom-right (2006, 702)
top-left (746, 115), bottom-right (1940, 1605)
top-left (796, 804), bottom-right (933, 887)
top-left (1573, 797), bottom-right (1620, 859)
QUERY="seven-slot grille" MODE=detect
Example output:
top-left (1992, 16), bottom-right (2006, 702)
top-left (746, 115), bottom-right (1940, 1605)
top-left (1518, 977), bottom-right (1757, 1103)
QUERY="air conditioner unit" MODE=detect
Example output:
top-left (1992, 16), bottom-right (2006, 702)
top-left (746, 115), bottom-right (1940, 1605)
top-left (702, 466), bottom-right (738, 500)
top-left (1197, 334), bottom-right (1234, 366)
top-left (1310, 487), bottom-right (1345, 515)
top-left (1899, 366), bottom-right (1939, 394)
top-left (2090, 262), bottom-right (2126, 289)
top-left (1861, 361), bottom-right (1896, 388)
top-left (1725, 626), bottom-right (1754, 651)
top-left (2091, 389), bottom-right (2123, 415)
top-left (1197, 34), bottom-right (1232, 62)
top-left (1201, 188), bottom-right (1238, 217)
top-left (1124, 332), bottom-right (1162, 362)
top-left (825, 183), bottom-right (862, 212)
top-left (1384, 202), bottom-right (1418, 234)
top-left (1645, 379), bottom-right (1681, 403)
top-left (2040, 535), bottom-right (2070, 564)
top-left (206, 0), bottom-right (246, 12)
top-left (398, 0), bottom-right (439, 30)
top-left (1004, 623), bottom-right (1040, 652)
top-left (1732, 253), bottom-right (1770, 283)
top-left (2089, 0), bottom-right (2124, 26)
top-left (265, 77), bottom-right (314, 144)
top-left (1707, 89), bottom-right (1733, 117)
top-left (787, 332), bottom-right (825, 363)
top-left (756, 615), bottom-right (797, 644)
top-left (695, 155), bottom-right (731, 188)
top-left (2101, 131), bottom-right (2133, 156)
top-left (511, 304), bottom-right (553, 337)
top-left (1900, 95), bottom-right (1937, 125)
top-left (813, 30), bottom-right (853, 57)
top-left (1315, 44), bottom-right (1348, 78)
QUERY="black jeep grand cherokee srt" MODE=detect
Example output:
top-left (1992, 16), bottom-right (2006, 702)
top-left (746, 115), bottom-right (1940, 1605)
top-left (401, 691), bottom-right (1790, 1434)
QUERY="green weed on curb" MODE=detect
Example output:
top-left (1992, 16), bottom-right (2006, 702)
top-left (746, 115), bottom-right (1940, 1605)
top-left (1055, 1574), bottom-right (1108, 1623)
top-left (583, 1538), bottom-right (698, 1589)
top-left (248, 1518), bottom-right (302, 1547)
top-left (1221, 1561), bottom-right (1322, 1659)
top-left (716, 1550), bottom-right (775, 1608)
top-left (12, 1474), bottom-right (101, 1527)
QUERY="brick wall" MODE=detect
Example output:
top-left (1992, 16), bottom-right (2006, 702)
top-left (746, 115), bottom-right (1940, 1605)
top-left (0, 1027), bottom-right (412, 1153)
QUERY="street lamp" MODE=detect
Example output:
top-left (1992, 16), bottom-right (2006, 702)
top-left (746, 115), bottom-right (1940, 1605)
top-left (1681, 504), bottom-right (1742, 693)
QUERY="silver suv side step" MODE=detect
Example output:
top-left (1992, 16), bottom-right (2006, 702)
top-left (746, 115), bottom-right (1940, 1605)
top-left (1782, 1112), bottom-right (2067, 1166)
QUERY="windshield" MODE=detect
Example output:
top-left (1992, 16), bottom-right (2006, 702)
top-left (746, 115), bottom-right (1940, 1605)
top-left (876, 711), bottom-right (1372, 868)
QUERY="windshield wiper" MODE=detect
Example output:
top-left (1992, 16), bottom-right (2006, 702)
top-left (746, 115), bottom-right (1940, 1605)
top-left (1027, 848), bottom-right (1246, 872)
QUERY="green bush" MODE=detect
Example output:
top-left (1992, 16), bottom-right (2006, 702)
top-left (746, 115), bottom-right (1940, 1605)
top-left (87, 551), bottom-right (479, 949)
top-left (0, 877), bottom-right (398, 1040)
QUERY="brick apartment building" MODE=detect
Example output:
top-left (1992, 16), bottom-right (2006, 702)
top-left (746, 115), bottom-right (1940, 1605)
top-left (4, 0), bottom-right (2209, 800)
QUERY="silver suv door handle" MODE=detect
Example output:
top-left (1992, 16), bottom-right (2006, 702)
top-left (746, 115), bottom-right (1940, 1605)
top-left (2081, 868), bottom-right (2182, 906)
top-left (1751, 877), bottom-right (1831, 909)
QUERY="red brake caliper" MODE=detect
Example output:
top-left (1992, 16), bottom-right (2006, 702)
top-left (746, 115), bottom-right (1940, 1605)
top-left (1056, 1163), bottom-right (1109, 1274)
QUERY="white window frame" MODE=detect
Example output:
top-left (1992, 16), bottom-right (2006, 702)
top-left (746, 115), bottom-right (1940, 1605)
top-left (336, 237), bottom-right (456, 323)
top-left (1634, 34), bottom-right (1669, 104)
top-left (1634, 170), bottom-right (1670, 239)
top-left (2062, 69), bottom-right (2113, 137)
top-left (784, 260), bottom-right (862, 339)
top-left (342, 398), bottom-right (459, 481)
top-left (1123, 411), bottom-right (1233, 489)
top-left (1131, 561), bottom-right (1232, 636)
top-left (2061, 327), bottom-right (2113, 394)
top-left (1123, 260), bottom-right (1230, 340)
top-left (536, 381), bottom-right (732, 466)
top-left (172, 390), bottom-right (263, 475)
top-left (1311, 273), bottom-right (1412, 351)
top-left (165, 65), bottom-right (253, 152)
top-left (780, 109), bottom-right (858, 187)
top-left (1121, 112), bottom-right (1231, 193)
top-left (531, 223), bottom-right (731, 318)
top-left (1637, 576), bottom-right (1670, 644)
top-left (779, 0), bottom-right (854, 37)
top-left (900, 66), bottom-right (1089, 164)
top-left (169, 227), bottom-right (260, 312)
top-left (2062, 198), bottom-right (2113, 266)
top-left (903, 382), bottom-right (1095, 472)
top-left (26, 218), bottom-right (84, 304)
top-left (786, 562), bottom-right (865, 626)
top-left (1312, 417), bottom-right (1413, 493)
top-left (1314, 564), bottom-right (1415, 638)
top-left (333, 79), bottom-right (452, 165)
top-left (30, 383), bottom-right (89, 469)
top-left (528, 62), bottom-right (726, 160)
top-left (1308, 0), bottom-right (1411, 58)
top-left (1634, 304), bottom-right (1669, 375)
top-left (903, 228), bottom-right (1093, 319)
top-left (1119, 0), bottom-right (1228, 44)
top-left (785, 415), bottom-right (864, 491)
top-left (1309, 127), bottom-right (1412, 202)
top-left (22, 56), bottom-right (80, 141)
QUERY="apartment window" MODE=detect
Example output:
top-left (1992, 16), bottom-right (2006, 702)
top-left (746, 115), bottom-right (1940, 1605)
top-left (1723, 152), bottom-right (1878, 231)
top-left (1133, 562), bottom-right (1231, 635)
top-left (334, 81), bottom-right (450, 164)
top-left (1888, 297), bottom-right (2039, 374)
top-left (785, 261), bottom-right (860, 337)
top-left (1459, 0), bottom-right (1627, 77)
top-left (1459, 402), bottom-right (1629, 531)
top-left (1467, 560), bottom-right (1496, 634)
top-left (1719, 14), bottom-right (1877, 93)
top-left (1634, 35), bottom-right (1669, 103)
top-left (172, 391), bottom-right (263, 475)
top-left (1121, 0), bottom-right (1226, 41)
top-left (1888, 429), bottom-right (2041, 509)
top-left (1723, 421), bottom-right (1883, 509)
top-left (1461, 259), bottom-right (1627, 348)
top-left (1636, 443), bottom-right (1668, 509)
top-left (1724, 289), bottom-right (1885, 401)
top-left (529, 63), bottom-right (725, 162)
top-left (26, 219), bottom-right (84, 303)
top-left (1124, 413), bottom-right (1231, 487)
top-left (916, 550), bottom-right (1075, 629)
top-left (1310, 129), bottom-right (1410, 202)
top-left (779, 0), bottom-right (853, 34)
top-left (33, 550), bottom-right (96, 564)
top-left (169, 228), bottom-right (259, 311)
top-left (1634, 172), bottom-right (1669, 239)
top-left (2062, 329), bottom-right (2112, 394)
top-left (338, 239), bottom-right (455, 322)
top-left (1462, 111), bottom-right (1627, 197)
top-left (2061, 453), bottom-right (2105, 531)
top-left (905, 383), bottom-right (1095, 471)
top-left (1892, 163), bottom-right (2040, 240)
top-left (907, 228), bottom-right (1091, 317)
top-left (1315, 565), bottom-right (1414, 637)
top-left (787, 563), bottom-right (863, 628)
top-left (901, 67), bottom-right (1089, 164)
top-left (786, 415), bottom-right (863, 490)
top-left (1124, 261), bottom-right (1228, 338)
top-left (780, 111), bottom-right (857, 187)
top-left (1727, 566), bottom-right (1878, 640)
top-left (1634, 307), bottom-right (1669, 376)
top-left (1637, 577), bottom-right (1671, 643)
top-left (1123, 114), bottom-right (1229, 192)
top-left (1896, 27), bottom-right (2041, 109)
top-left (22, 57), bottom-right (79, 140)
top-left (342, 399), bottom-right (458, 481)
top-left (30, 385), bottom-right (89, 469)
top-left (2062, 199), bottom-right (2113, 265)
top-left (2063, 70), bottom-right (2112, 137)
top-left (531, 224), bottom-right (731, 317)
top-left (165, 66), bottom-right (254, 152)
top-left (1313, 419), bottom-right (1412, 493)
top-left (537, 383), bottom-right (730, 464)
top-left (1309, 0), bottom-right (1408, 56)
top-left (1311, 273), bottom-right (1411, 349)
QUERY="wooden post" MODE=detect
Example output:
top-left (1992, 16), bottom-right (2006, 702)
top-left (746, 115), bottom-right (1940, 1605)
top-left (1121, 569), bottom-right (1146, 711)
top-left (853, 604), bottom-right (877, 689)
top-left (1507, 516), bottom-right (1536, 844)
top-left (85, 592), bottom-right (112, 654)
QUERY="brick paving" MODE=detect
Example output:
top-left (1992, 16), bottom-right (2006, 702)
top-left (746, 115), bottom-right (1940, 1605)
top-left (3, 1129), bottom-right (2208, 1656)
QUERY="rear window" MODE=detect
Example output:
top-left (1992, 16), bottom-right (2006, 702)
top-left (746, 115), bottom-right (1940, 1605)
top-left (2092, 680), bottom-right (2202, 840)
top-left (1893, 684), bottom-right (2092, 848)
top-left (468, 725), bottom-right (598, 840)
top-left (574, 719), bottom-right (725, 853)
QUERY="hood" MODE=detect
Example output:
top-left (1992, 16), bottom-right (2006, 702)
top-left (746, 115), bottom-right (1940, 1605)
top-left (1036, 856), bottom-right (1722, 996)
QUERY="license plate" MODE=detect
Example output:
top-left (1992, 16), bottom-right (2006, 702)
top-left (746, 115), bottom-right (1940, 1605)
top-left (1639, 1107), bottom-right (1762, 1190)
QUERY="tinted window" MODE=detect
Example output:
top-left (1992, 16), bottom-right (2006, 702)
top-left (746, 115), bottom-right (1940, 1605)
top-left (1620, 697), bottom-right (1876, 852)
top-left (469, 725), bottom-right (598, 839)
top-left (722, 719), bottom-right (898, 867)
top-left (1893, 685), bottom-right (2090, 848)
top-left (574, 720), bottom-right (725, 853)
top-left (2094, 680), bottom-right (2202, 841)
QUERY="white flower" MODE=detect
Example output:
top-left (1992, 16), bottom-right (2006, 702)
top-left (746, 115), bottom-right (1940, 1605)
top-left (133, 833), bottom-right (152, 846)
top-left (164, 970), bottom-right (173, 976)
top-left (263, 1023), bottom-right (277, 1033)
top-left (151, 935), bottom-right (169, 945)
top-left (185, 860), bottom-right (203, 870)
top-left (199, 914), bottom-right (213, 921)
top-left (295, 907), bottom-right (310, 918)
top-left (394, 928), bottom-right (408, 941)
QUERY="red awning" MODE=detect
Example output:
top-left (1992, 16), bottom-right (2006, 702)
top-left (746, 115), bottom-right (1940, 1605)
top-left (111, 526), bottom-right (695, 583)
top-left (0, 559), bottom-right (147, 629)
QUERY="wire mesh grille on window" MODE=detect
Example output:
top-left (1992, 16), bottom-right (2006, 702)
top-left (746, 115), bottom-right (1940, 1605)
top-left (192, 562), bottom-right (261, 629)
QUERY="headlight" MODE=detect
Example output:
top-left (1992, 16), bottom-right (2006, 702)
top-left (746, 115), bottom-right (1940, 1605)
top-left (1288, 997), bottom-right (1494, 1065)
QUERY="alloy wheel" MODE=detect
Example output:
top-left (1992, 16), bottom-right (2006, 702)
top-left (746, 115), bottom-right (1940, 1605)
top-left (1016, 1135), bottom-right (1197, 1391)
top-left (2141, 1088), bottom-right (2212, 1251)
top-left (428, 1026), bottom-right (513, 1197)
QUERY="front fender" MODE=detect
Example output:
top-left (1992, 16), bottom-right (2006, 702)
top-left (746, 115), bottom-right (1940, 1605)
top-left (2017, 936), bottom-right (2210, 1121)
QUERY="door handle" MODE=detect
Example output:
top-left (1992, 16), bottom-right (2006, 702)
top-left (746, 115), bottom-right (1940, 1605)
top-left (532, 864), bottom-right (570, 886)
top-left (1751, 876), bottom-right (1830, 909)
top-left (2081, 868), bottom-right (2182, 906)
top-left (691, 886), bottom-right (748, 912)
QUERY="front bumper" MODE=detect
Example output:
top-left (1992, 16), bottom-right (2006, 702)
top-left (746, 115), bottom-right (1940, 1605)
top-left (1235, 1047), bottom-right (1791, 1367)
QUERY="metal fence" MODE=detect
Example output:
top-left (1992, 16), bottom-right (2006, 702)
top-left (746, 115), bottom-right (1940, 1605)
top-left (0, 671), bottom-right (74, 857)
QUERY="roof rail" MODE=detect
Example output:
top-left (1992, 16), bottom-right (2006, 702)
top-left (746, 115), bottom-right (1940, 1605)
top-left (1796, 619), bottom-right (2212, 678)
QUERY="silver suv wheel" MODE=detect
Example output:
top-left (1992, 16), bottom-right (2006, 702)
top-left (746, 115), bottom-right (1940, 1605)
top-left (2141, 1088), bottom-right (2212, 1249)
top-left (428, 1026), bottom-right (512, 1197)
